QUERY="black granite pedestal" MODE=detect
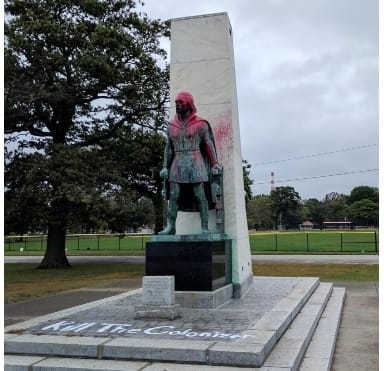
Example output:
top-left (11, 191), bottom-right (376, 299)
top-left (146, 237), bottom-right (231, 291)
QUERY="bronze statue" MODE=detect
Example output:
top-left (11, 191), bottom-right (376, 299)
top-left (159, 91), bottom-right (222, 235)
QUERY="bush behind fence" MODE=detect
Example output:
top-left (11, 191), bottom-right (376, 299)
top-left (4, 231), bottom-right (378, 253)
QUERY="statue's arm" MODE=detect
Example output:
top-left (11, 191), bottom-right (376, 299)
top-left (160, 134), bottom-right (173, 179)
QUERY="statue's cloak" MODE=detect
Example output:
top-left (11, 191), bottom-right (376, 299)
top-left (163, 113), bottom-right (218, 212)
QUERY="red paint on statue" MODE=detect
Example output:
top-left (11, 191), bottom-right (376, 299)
top-left (212, 110), bottom-right (233, 162)
top-left (175, 91), bottom-right (197, 113)
top-left (169, 113), bottom-right (219, 168)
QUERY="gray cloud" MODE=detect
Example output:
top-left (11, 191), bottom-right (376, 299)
top-left (142, 0), bottom-right (378, 200)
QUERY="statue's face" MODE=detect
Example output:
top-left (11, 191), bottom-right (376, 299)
top-left (175, 98), bottom-right (190, 115)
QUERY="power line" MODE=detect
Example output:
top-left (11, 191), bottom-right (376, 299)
top-left (252, 144), bottom-right (377, 166)
top-left (252, 168), bottom-right (379, 186)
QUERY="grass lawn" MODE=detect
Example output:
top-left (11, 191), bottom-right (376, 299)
top-left (4, 263), bottom-right (145, 304)
top-left (253, 263), bottom-right (378, 281)
top-left (4, 262), bottom-right (378, 304)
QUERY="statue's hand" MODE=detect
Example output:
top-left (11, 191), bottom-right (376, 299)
top-left (211, 163), bottom-right (222, 176)
top-left (160, 167), bottom-right (169, 179)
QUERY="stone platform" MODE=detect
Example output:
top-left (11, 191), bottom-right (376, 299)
top-left (146, 237), bottom-right (231, 292)
top-left (5, 276), bottom-right (345, 370)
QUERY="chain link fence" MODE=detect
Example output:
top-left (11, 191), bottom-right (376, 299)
top-left (249, 231), bottom-right (378, 253)
top-left (4, 234), bottom-right (151, 252)
top-left (5, 231), bottom-right (378, 253)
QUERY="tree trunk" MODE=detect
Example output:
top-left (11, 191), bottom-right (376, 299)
top-left (37, 223), bottom-right (71, 269)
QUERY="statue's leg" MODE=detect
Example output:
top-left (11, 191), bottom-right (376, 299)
top-left (159, 182), bottom-right (179, 235)
top-left (193, 183), bottom-right (210, 234)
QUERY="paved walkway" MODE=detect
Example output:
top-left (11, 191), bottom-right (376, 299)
top-left (331, 282), bottom-right (379, 371)
top-left (4, 254), bottom-right (379, 264)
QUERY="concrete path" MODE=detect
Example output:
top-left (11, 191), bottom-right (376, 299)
top-left (4, 279), bottom-right (143, 326)
top-left (4, 254), bottom-right (379, 264)
top-left (330, 282), bottom-right (379, 371)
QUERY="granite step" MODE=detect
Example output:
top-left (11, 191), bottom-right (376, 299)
top-left (206, 277), bottom-right (321, 366)
top-left (4, 278), bottom-right (344, 370)
top-left (257, 282), bottom-right (334, 371)
top-left (298, 287), bottom-right (346, 371)
top-left (4, 277), bottom-right (320, 368)
top-left (4, 355), bottom-right (258, 370)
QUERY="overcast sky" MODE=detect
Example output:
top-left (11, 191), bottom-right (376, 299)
top-left (141, 0), bottom-right (379, 200)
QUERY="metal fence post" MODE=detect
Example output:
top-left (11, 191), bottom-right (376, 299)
top-left (118, 236), bottom-right (121, 250)
top-left (78, 235), bottom-right (80, 250)
top-left (374, 231), bottom-right (377, 252)
top-left (24, 237), bottom-right (27, 251)
top-left (306, 233), bottom-right (309, 252)
top-left (97, 235), bottom-right (100, 250)
top-left (275, 233), bottom-right (278, 251)
top-left (41, 235), bottom-right (44, 251)
top-left (340, 233), bottom-right (343, 252)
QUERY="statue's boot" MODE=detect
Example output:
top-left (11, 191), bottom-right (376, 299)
top-left (200, 207), bottom-right (210, 235)
top-left (202, 224), bottom-right (210, 235)
top-left (159, 207), bottom-right (177, 235)
top-left (158, 222), bottom-right (176, 235)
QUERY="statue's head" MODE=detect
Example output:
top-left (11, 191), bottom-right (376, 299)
top-left (175, 91), bottom-right (197, 115)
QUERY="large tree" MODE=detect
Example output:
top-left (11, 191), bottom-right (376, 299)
top-left (246, 194), bottom-right (273, 230)
top-left (348, 186), bottom-right (379, 204)
top-left (270, 186), bottom-right (301, 228)
top-left (5, 0), bottom-right (169, 268)
top-left (302, 198), bottom-right (326, 226)
top-left (346, 199), bottom-right (379, 227)
top-left (323, 192), bottom-right (348, 222)
top-left (100, 128), bottom-right (166, 232)
top-left (346, 186), bottom-right (379, 227)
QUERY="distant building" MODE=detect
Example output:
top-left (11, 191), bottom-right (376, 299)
top-left (322, 221), bottom-right (352, 230)
top-left (299, 220), bottom-right (314, 231)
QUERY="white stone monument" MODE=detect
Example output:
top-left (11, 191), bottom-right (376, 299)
top-left (169, 13), bottom-right (253, 297)
top-left (135, 276), bottom-right (180, 319)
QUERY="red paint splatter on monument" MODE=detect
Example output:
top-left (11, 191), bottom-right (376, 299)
top-left (211, 110), bottom-right (233, 163)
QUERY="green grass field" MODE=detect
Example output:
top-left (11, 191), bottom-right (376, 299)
top-left (4, 230), bottom-right (378, 254)
top-left (249, 231), bottom-right (378, 253)
top-left (4, 262), bottom-right (145, 303)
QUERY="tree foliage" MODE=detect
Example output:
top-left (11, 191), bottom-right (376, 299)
top-left (246, 195), bottom-right (273, 229)
top-left (346, 199), bottom-right (378, 226)
top-left (348, 186), bottom-right (379, 204)
top-left (302, 198), bottom-right (326, 226)
top-left (242, 160), bottom-right (253, 204)
top-left (323, 192), bottom-right (348, 221)
top-left (5, 152), bottom-right (49, 235)
top-left (246, 185), bottom-right (379, 229)
top-left (5, 0), bottom-right (170, 268)
top-left (270, 186), bottom-right (301, 228)
top-left (5, 0), bottom-right (169, 145)
top-left (346, 186), bottom-right (379, 226)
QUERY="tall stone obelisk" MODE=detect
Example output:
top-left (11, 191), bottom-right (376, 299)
top-left (170, 13), bottom-right (253, 297)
